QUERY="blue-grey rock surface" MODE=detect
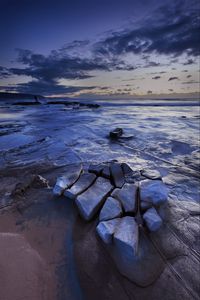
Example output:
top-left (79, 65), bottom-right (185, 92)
top-left (111, 183), bottom-right (137, 213)
top-left (99, 197), bottom-right (122, 221)
top-left (96, 218), bottom-right (120, 244)
top-left (139, 179), bottom-right (168, 205)
top-left (143, 207), bottom-right (163, 231)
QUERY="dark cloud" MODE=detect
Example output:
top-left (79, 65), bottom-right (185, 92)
top-left (168, 77), bottom-right (179, 81)
top-left (0, 80), bottom-right (96, 96)
top-left (152, 76), bottom-right (161, 79)
top-left (94, 1), bottom-right (199, 58)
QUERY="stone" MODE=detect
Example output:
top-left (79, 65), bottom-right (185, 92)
top-left (75, 177), bottom-right (113, 221)
top-left (101, 166), bottom-right (111, 179)
top-left (109, 128), bottom-right (123, 139)
top-left (53, 164), bottom-right (82, 196)
top-left (140, 200), bottom-right (152, 211)
top-left (114, 216), bottom-right (139, 257)
top-left (121, 163), bottom-right (134, 177)
top-left (64, 172), bottom-right (96, 199)
top-left (111, 183), bottom-right (137, 213)
top-left (110, 163), bottom-right (125, 188)
top-left (32, 175), bottom-right (49, 188)
top-left (141, 169), bottom-right (162, 180)
top-left (143, 207), bottom-right (163, 232)
top-left (96, 218), bottom-right (120, 244)
top-left (88, 164), bottom-right (104, 176)
top-left (99, 197), bottom-right (123, 221)
top-left (139, 179), bottom-right (168, 205)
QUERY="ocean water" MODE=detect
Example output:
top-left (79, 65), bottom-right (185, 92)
top-left (0, 98), bottom-right (199, 203)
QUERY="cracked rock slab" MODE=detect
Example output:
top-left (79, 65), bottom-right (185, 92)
top-left (110, 163), bottom-right (125, 188)
top-left (141, 169), bottom-right (162, 180)
top-left (143, 207), bottom-right (163, 232)
top-left (53, 164), bottom-right (82, 196)
top-left (75, 177), bottom-right (113, 221)
top-left (96, 218), bottom-right (120, 244)
top-left (139, 179), bottom-right (168, 205)
top-left (99, 197), bottom-right (122, 222)
top-left (111, 183), bottom-right (137, 213)
top-left (114, 216), bottom-right (139, 257)
top-left (64, 172), bottom-right (96, 200)
top-left (88, 164), bottom-right (104, 176)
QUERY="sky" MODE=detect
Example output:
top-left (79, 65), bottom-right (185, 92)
top-left (0, 0), bottom-right (199, 98)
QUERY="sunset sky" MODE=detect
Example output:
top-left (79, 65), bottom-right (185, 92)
top-left (0, 0), bottom-right (199, 98)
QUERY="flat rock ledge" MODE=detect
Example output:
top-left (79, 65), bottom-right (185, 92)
top-left (53, 161), bottom-right (168, 278)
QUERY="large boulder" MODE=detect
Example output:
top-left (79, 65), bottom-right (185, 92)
top-left (75, 177), bottom-right (113, 221)
top-left (96, 218), bottom-right (120, 244)
top-left (64, 172), bottom-right (96, 200)
top-left (139, 179), bottom-right (168, 205)
top-left (99, 197), bottom-right (123, 221)
top-left (114, 216), bottom-right (139, 257)
top-left (111, 183), bottom-right (137, 213)
top-left (53, 164), bottom-right (82, 196)
top-left (143, 207), bottom-right (163, 232)
top-left (110, 163), bottom-right (125, 188)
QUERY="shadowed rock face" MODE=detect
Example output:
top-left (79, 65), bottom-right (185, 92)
top-left (143, 207), bottom-right (163, 231)
top-left (75, 177), bottom-right (113, 221)
top-left (110, 163), bottom-right (125, 188)
top-left (99, 197), bottom-right (122, 221)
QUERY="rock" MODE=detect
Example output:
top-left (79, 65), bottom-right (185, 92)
top-left (141, 169), bottom-right (162, 180)
top-left (53, 164), bottom-right (82, 196)
top-left (109, 128), bottom-right (123, 139)
top-left (64, 172), bottom-right (96, 199)
top-left (114, 216), bottom-right (139, 257)
top-left (101, 166), bottom-right (111, 179)
top-left (32, 175), bottom-right (49, 188)
top-left (140, 200), bottom-right (152, 211)
top-left (110, 163), bottom-right (125, 188)
top-left (111, 183), bottom-right (137, 213)
top-left (99, 197), bottom-right (123, 221)
top-left (139, 179), bottom-right (168, 205)
top-left (143, 207), bottom-right (163, 232)
top-left (96, 218), bottom-right (120, 244)
top-left (75, 177), bottom-right (113, 221)
top-left (121, 163), bottom-right (134, 177)
top-left (88, 164), bottom-right (104, 176)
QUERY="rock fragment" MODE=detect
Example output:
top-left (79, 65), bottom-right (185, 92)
top-left (53, 164), bottom-right (82, 196)
top-left (111, 183), bottom-right (137, 213)
top-left (143, 207), bottom-right (163, 232)
top-left (96, 218), bottom-right (120, 244)
top-left (75, 177), bottom-right (113, 221)
top-left (121, 163), bottom-right (134, 177)
top-left (101, 166), bottom-right (111, 179)
top-left (141, 169), bottom-right (162, 180)
top-left (109, 128), bottom-right (123, 139)
top-left (114, 216), bottom-right (139, 256)
top-left (110, 163), bottom-right (125, 188)
top-left (140, 201), bottom-right (152, 211)
top-left (139, 179), bottom-right (168, 205)
top-left (64, 172), bottom-right (96, 200)
top-left (99, 197), bottom-right (122, 221)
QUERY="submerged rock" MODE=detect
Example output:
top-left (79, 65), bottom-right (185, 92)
top-left (75, 177), bottom-right (113, 221)
top-left (53, 164), bottom-right (82, 196)
top-left (99, 197), bottom-right (122, 221)
top-left (64, 172), bottom-right (96, 200)
top-left (141, 169), bottom-right (162, 180)
top-left (96, 218), bottom-right (120, 244)
top-left (110, 163), bottom-right (125, 188)
top-left (114, 217), bottom-right (139, 257)
top-left (143, 207), bottom-right (163, 232)
top-left (139, 179), bottom-right (168, 205)
top-left (111, 183), bottom-right (137, 213)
